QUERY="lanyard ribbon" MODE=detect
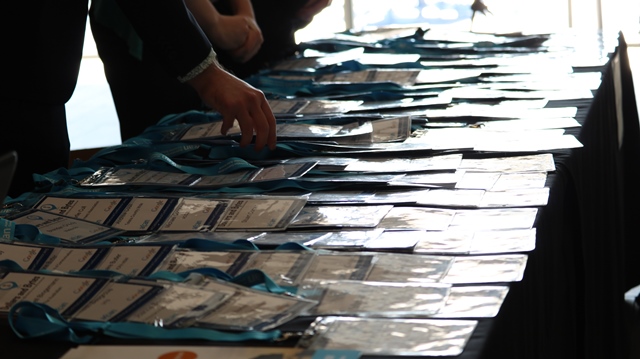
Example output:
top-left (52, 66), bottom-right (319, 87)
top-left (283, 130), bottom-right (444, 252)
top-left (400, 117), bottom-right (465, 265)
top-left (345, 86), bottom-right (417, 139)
top-left (8, 301), bottom-right (281, 344)
top-left (0, 218), bottom-right (61, 245)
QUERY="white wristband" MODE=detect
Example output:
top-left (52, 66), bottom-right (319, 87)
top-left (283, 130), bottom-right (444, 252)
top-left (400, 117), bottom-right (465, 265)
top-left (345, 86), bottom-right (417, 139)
top-left (177, 48), bottom-right (217, 83)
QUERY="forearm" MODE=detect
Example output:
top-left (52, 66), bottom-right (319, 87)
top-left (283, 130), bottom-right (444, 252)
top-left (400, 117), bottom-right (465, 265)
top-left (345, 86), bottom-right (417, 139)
top-left (185, 54), bottom-right (225, 93)
top-left (184, 0), bottom-right (222, 38)
top-left (228, 0), bottom-right (255, 18)
top-left (113, 0), bottom-right (275, 151)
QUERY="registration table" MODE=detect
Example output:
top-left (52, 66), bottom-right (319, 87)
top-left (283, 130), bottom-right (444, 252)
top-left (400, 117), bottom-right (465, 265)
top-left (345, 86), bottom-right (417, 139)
top-left (0, 29), bottom-right (637, 359)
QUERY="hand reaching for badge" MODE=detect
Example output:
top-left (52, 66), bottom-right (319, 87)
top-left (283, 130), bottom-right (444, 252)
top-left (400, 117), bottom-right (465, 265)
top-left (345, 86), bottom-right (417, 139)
top-left (187, 58), bottom-right (276, 151)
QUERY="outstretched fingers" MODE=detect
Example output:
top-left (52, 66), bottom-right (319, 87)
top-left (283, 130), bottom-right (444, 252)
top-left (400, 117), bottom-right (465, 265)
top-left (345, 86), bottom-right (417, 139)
top-left (221, 95), bottom-right (276, 151)
top-left (262, 100), bottom-right (277, 150)
top-left (232, 109), bottom-right (256, 148)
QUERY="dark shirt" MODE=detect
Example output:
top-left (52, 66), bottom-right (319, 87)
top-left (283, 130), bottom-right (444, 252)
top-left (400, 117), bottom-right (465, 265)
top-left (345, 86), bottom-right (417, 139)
top-left (112, 0), bottom-right (215, 79)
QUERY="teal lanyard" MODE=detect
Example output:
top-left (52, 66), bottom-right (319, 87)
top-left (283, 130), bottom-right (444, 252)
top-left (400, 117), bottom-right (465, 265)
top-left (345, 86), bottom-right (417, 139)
top-left (9, 301), bottom-right (282, 344)
top-left (148, 268), bottom-right (297, 295)
top-left (0, 218), bottom-right (61, 245)
top-left (2, 262), bottom-right (293, 343)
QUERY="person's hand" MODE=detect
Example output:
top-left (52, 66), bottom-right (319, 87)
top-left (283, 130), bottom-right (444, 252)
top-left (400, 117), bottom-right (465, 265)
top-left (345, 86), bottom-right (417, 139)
top-left (207, 14), bottom-right (263, 63)
top-left (227, 15), bottom-right (263, 63)
top-left (295, 0), bottom-right (332, 28)
top-left (185, 0), bottom-right (263, 63)
top-left (187, 59), bottom-right (276, 151)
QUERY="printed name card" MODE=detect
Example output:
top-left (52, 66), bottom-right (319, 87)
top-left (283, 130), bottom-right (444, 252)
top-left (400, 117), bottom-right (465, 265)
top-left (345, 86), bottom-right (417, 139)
top-left (32, 195), bottom-right (308, 234)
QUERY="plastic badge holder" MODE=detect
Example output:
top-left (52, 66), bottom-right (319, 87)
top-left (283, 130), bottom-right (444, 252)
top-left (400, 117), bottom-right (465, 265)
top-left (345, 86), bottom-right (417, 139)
top-left (362, 230), bottom-right (420, 252)
top-left (214, 196), bottom-right (308, 232)
top-left (250, 231), bottom-right (333, 247)
top-left (365, 188), bottom-right (433, 205)
top-left (7, 209), bottom-right (125, 244)
top-left (298, 174), bottom-right (404, 184)
top-left (458, 153), bottom-right (556, 173)
top-left (194, 278), bottom-right (317, 331)
top-left (0, 271), bottom-right (112, 315)
top-left (344, 153), bottom-right (463, 173)
top-left (298, 316), bottom-right (478, 356)
top-left (86, 244), bottom-right (176, 277)
top-left (393, 169), bottom-right (465, 188)
top-left (477, 187), bottom-right (550, 208)
top-left (288, 205), bottom-right (393, 229)
top-left (301, 253), bottom-right (377, 282)
top-left (285, 156), bottom-right (358, 170)
top-left (304, 280), bottom-right (451, 318)
top-left (414, 228), bottom-right (537, 255)
top-left (468, 228), bottom-right (537, 254)
top-left (112, 281), bottom-right (232, 328)
top-left (416, 189), bottom-right (485, 208)
top-left (237, 251), bottom-right (316, 286)
top-left (176, 121), bottom-right (242, 141)
top-left (316, 69), bottom-right (421, 87)
top-left (489, 171), bottom-right (548, 191)
top-left (310, 229), bottom-right (384, 250)
top-left (307, 191), bottom-right (376, 204)
top-left (365, 252), bottom-right (454, 283)
top-left (157, 249), bottom-right (246, 273)
top-left (448, 208), bottom-right (538, 231)
top-left (413, 230), bottom-right (474, 255)
top-left (377, 206), bottom-right (456, 231)
top-left (33, 195), bottom-right (181, 233)
top-left (433, 285), bottom-right (510, 319)
top-left (138, 231), bottom-right (266, 244)
top-left (442, 254), bottom-right (529, 284)
top-left (196, 162), bottom-right (318, 188)
top-left (78, 167), bottom-right (198, 187)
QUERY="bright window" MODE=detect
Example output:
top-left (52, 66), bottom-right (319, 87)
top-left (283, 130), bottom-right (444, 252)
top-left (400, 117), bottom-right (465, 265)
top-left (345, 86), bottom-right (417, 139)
top-left (295, 0), bottom-right (640, 42)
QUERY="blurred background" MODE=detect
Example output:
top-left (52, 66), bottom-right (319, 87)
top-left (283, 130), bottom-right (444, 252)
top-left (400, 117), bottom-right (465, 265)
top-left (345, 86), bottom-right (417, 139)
top-left (69, 0), bottom-right (640, 153)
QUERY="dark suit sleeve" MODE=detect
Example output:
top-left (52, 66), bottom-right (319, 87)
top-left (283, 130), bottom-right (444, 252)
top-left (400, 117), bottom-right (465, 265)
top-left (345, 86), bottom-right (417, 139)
top-left (115, 0), bottom-right (214, 80)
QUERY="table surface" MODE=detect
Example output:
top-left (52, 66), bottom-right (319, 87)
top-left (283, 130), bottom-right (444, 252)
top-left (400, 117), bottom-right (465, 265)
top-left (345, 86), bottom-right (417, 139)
top-left (3, 31), bottom-right (638, 359)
